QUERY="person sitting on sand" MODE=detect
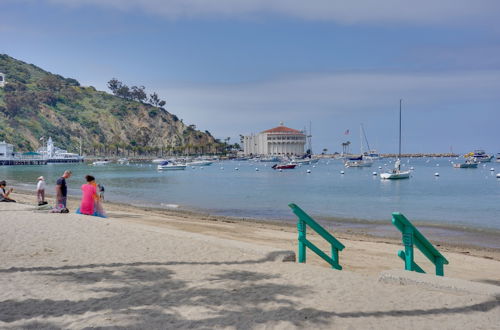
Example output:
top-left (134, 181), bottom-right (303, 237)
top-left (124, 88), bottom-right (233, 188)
top-left (76, 175), bottom-right (106, 218)
top-left (36, 176), bottom-right (47, 206)
top-left (0, 180), bottom-right (16, 202)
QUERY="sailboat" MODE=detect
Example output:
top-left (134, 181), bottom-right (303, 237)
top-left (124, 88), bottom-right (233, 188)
top-left (380, 100), bottom-right (411, 180)
top-left (344, 125), bottom-right (373, 168)
top-left (361, 124), bottom-right (380, 160)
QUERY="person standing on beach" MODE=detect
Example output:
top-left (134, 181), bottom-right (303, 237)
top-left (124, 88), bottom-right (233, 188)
top-left (36, 176), bottom-right (47, 206)
top-left (97, 183), bottom-right (105, 201)
top-left (54, 170), bottom-right (71, 212)
top-left (0, 180), bottom-right (16, 202)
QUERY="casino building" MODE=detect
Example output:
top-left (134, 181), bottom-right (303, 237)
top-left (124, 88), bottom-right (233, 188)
top-left (243, 123), bottom-right (306, 156)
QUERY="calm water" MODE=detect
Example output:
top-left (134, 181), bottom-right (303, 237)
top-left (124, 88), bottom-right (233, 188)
top-left (1, 158), bottom-right (499, 230)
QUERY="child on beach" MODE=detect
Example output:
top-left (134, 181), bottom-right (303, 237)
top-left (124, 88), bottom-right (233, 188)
top-left (0, 180), bottom-right (16, 202)
top-left (36, 176), bottom-right (47, 206)
top-left (76, 175), bottom-right (106, 218)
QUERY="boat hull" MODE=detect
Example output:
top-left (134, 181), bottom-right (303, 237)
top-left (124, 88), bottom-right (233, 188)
top-left (453, 163), bottom-right (478, 168)
top-left (157, 165), bottom-right (186, 170)
top-left (380, 171), bottom-right (410, 180)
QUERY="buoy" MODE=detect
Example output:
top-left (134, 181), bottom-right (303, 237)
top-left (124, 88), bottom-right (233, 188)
top-left (410, 167), bottom-right (414, 170)
top-left (279, 169), bottom-right (282, 172)
top-left (312, 165), bottom-right (316, 168)
top-left (490, 168), bottom-right (495, 171)
top-left (378, 166), bottom-right (382, 169)
top-left (434, 172), bottom-right (439, 176)
top-left (307, 169), bottom-right (311, 173)
top-left (235, 167), bottom-right (239, 171)
top-left (220, 167), bottom-right (224, 170)
top-left (436, 164), bottom-right (440, 167)
top-left (192, 166), bottom-right (195, 169)
top-left (255, 168), bottom-right (259, 171)
top-left (340, 170), bottom-right (345, 174)
top-left (372, 172), bottom-right (377, 176)
top-left (497, 173), bottom-right (500, 178)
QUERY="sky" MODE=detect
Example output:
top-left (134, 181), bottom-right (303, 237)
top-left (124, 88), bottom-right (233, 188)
top-left (1, 0), bottom-right (499, 154)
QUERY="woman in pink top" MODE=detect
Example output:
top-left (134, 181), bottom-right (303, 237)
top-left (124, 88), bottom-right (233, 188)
top-left (77, 175), bottom-right (97, 215)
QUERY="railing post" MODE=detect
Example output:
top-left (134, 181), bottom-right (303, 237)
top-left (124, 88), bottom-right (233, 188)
top-left (403, 226), bottom-right (414, 271)
top-left (298, 219), bottom-right (306, 263)
top-left (435, 257), bottom-right (444, 276)
top-left (331, 245), bottom-right (339, 269)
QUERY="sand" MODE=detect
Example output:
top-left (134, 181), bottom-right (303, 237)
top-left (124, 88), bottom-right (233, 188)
top-left (1, 194), bottom-right (499, 329)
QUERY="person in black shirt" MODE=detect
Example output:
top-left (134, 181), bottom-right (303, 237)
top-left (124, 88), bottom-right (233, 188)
top-left (0, 180), bottom-right (16, 202)
top-left (55, 170), bottom-right (72, 211)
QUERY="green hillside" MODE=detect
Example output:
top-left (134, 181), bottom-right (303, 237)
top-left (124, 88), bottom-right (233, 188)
top-left (0, 54), bottom-right (221, 155)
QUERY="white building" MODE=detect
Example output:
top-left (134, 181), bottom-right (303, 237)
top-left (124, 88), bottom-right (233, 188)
top-left (0, 141), bottom-right (15, 160)
top-left (0, 73), bottom-right (5, 88)
top-left (243, 123), bottom-right (306, 156)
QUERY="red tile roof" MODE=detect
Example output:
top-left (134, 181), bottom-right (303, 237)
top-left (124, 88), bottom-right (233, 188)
top-left (261, 126), bottom-right (304, 135)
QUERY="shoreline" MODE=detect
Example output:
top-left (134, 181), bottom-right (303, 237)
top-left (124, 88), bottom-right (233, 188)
top-left (10, 189), bottom-right (500, 262)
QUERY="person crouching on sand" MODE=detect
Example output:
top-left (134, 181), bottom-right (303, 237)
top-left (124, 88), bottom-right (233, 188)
top-left (36, 176), bottom-right (47, 206)
top-left (76, 175), bottom-right (106, 218)
top-left (0, 180), bottom-right (16, 202)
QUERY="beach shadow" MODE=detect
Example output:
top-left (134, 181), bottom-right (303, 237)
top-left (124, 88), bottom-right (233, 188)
top-left (0, 251), bottom-right (294, 274)
top-left (476, 279), bottom-right (500, 286)
top-left (1, 260), bottom-right (499, 328)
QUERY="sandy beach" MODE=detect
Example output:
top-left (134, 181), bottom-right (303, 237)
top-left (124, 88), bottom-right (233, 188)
top-left (1, 193), bottom-right (499, 329)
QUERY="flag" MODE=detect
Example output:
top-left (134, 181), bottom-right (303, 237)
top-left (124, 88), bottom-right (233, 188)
top-left (344, 129), bottom-right (350, 135)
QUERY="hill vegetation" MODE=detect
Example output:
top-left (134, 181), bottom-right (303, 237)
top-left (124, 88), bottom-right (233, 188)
top-left (0, 54), bottom-right (228, 156)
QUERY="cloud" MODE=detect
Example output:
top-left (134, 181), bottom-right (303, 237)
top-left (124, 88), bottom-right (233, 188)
top-left (155, 69), bottom-right (499, 139)
top-left (48, 0), bottom-right (500, 26)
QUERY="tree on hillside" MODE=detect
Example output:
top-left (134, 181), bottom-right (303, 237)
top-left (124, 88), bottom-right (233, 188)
top-left (116, 85), bottom-right (131, 99)
top-left (131, 86), bottom-right (147, 103)
top-left (107, 78), bottom-right (122, 94)
top-left (38, 75), bottom-right (62, 91)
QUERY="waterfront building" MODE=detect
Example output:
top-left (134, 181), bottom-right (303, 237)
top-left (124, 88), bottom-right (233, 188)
top-left (0, 141), bottom-right (14, 159)
top-left (37, 137), bottom-right (84, 163)
top-left (243, 123), bottom-right (306, 156)
top-left (0, 72), bottom-right (5, 88)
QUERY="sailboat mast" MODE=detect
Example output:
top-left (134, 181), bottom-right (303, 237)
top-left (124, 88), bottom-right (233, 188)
top-left (399, 99), bottom-right (402, 158)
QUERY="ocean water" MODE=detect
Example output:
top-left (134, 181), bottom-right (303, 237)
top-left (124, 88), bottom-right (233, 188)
top-left (1, 158), bottom-right (499, 231)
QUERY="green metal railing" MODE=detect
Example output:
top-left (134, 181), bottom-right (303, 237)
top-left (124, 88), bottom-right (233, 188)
top-left (392, 212), bottom-right (449, 276)
top-left (288, 203), bottom-right (345, 270)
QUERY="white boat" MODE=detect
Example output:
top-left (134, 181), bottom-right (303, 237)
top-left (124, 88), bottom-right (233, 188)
top-left (92, 160), bottom-right (109, 166)
top-left (152, 158), bottom-right (167, 164)
top-left (345, 158), bottom-right (373, 168)
top-left (380, 100), bottom-right (411, 180)
top-left (117, 158), bottom-right (129, 165)
top-left (291, 158), bottom-right (319, 165)
top-left (360, 124), bottom-right (380, 160)
top-left (187, 160), bottom-right (213, 166)
top-left (157, 161), bottom-right (186, 170)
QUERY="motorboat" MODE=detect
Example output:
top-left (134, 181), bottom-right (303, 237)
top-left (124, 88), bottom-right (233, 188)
top-left (92, 160), bottom-right (109, 166)
top-left (471, 150), bottom-right (493, 163)
top-left (157, 161), bottom-right (186, 170)
top-left (152, 158), bottom-right (167, 164)
top-left (380, 100), bottom-right (410, 180)
top-left (344, 158), bottom-right (373, 168)
top-left (117, 158), bottom-right (129, 165)
top-left (453, 159), bottom-right (478, 168)
top-left (187, 160), bottom-right (213, 166)
top-left (272, 163), bottom-right (297, 170)
top-left (290, 158), bottom-right (319, 165)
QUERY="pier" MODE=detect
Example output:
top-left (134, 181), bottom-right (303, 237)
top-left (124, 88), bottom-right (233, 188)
top-left (0, 159), bottom-right (47, 166)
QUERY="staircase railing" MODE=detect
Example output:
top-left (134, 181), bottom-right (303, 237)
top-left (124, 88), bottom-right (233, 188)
top-left (392, 212), bottom-right (449, 276)
top-left (288, 203), bottom-right (345, 270)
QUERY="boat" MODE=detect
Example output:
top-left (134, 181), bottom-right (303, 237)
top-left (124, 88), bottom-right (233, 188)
top-left (92, 160), bottom-right (109, 166)
top-left (360, 124), bottom-right (380, 160)
top-left (157, 161), bottom-right (186, 170)
top-left (453, 159), bottom-right (478, 168)
top-left (152, 158), bottom-right (167, 164)
top-left (470, 150), bottom-right (493, 163)
top-left (117, 158), bottom-right (129, 165)
top-left (259, 156), bottom-right (282, 162)
top-left (272, 163), bottom-right (297, 170)
top-left (290, 156), bottom-right (319, 165)
top-left (344, 158), bottom-right (373, 168)
top-left (37, 137), bottom-right (84, 163)
top-left (186, 160), bottom-right (213, 166)
top-left (380, 100), bottom-right (411, 180)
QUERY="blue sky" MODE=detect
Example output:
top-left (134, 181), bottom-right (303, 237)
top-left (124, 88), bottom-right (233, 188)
top-left (1, 0), bottom-right (499, 153)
